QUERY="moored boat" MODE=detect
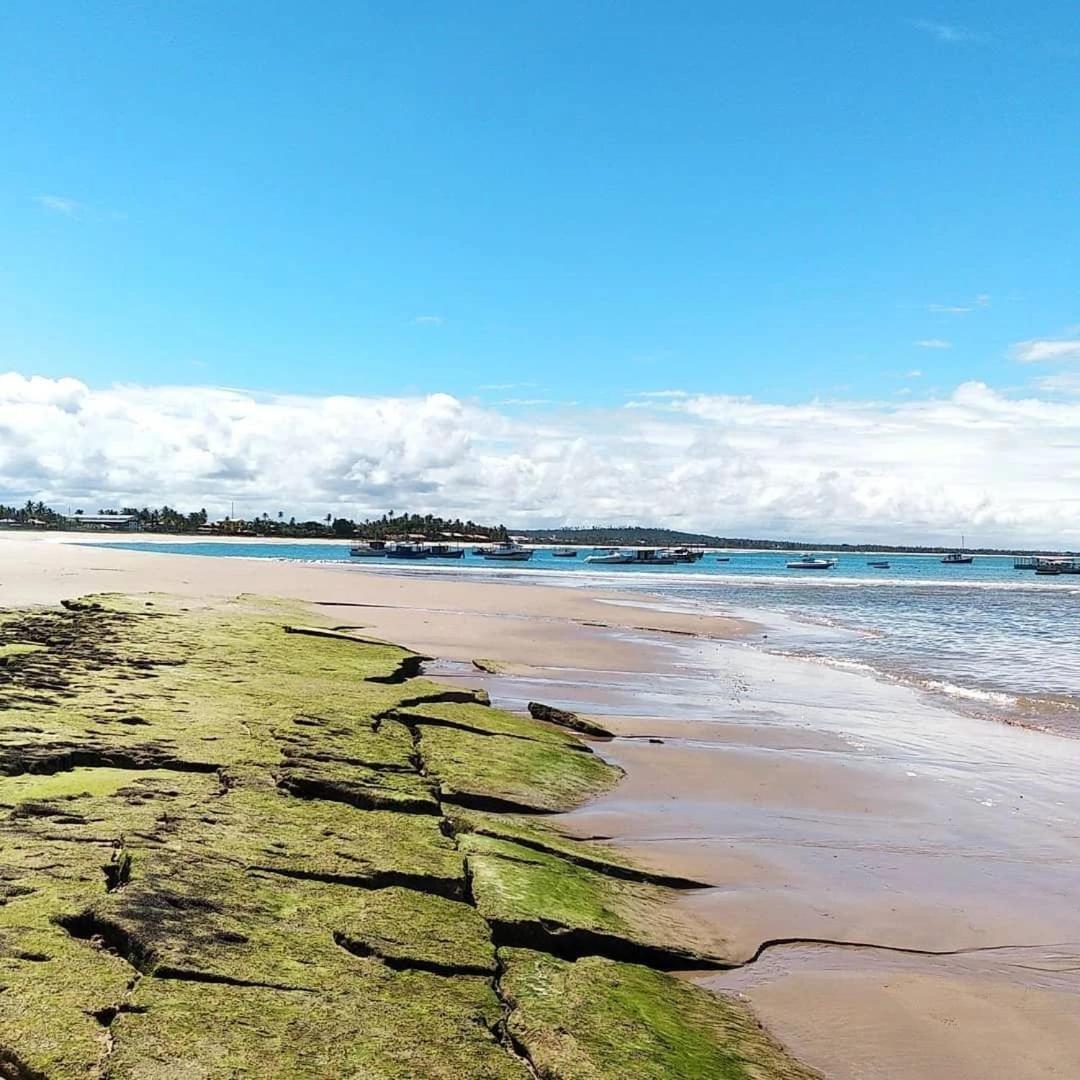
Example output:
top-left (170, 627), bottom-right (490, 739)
top-left (551, 548), bottom-right (578, 558)
top-left (383, 542), bottom-right (428, 560)
top-left (665, 546), bottom-right (704, 563)
top-left (942, 535), bottom-right (974, 564)
top-left (786, 554), bottom-right (837, 570)
top-left (867, 560), bottom-right (890, 569)
top-left (482, 542), bottom-right (533, 561)
top-left (423, 544), bottom-right (465, 558)
top-left (349, 540), bottom-right (387, 557)
top-left (584, 550), bottom-right (635, 564)
top-left (585, 548), bottom-right (678, 565)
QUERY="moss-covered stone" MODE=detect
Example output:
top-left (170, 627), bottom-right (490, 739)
top-left (422, 725), bottom-right (622, 813)
top-left (500, 949), bottom-right (819, 1080)
top-left (394, 700), bottom-right (584, 747)
top-left (0, 593), bottom-right (812, 1079)
top-left (109, 972), bottom-right (528, 1080)
top-left (462, 832), bottom-right (733, 967)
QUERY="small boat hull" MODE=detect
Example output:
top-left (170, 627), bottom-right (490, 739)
top-left (483, 551), bottom-right (533, 561)
top-left (787, 557), bottom-right (837, 570)
top-left (867, 561), bottom-right (890, 569)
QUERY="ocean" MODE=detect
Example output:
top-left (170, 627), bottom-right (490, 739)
top-left (96, 541), bottom-right (1080, 734)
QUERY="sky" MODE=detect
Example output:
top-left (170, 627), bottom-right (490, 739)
top-left (2, 3), bottom-right (1079, 545)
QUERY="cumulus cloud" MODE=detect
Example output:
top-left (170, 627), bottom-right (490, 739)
top-left (915, 340), bottom-right (951, 349)
top-left (0, 372), bottom-right (1077, 546)
top-left (414, 315), bottom-right (443, 325)
top-left (1011, 339), bottom-right (1080, 363)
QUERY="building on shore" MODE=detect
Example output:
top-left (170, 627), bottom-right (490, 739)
top-left (62, 513), bottom-right (141, 532)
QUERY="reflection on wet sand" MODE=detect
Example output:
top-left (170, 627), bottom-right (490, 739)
top-left (454, 632), bottom-right (1080, 1080)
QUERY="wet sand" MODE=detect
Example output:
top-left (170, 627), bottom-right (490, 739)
top-left (5, 533), bottom-right (1080, 1077)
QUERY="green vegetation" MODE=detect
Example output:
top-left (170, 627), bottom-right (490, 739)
top-left (0, 593), bottom-right (815, 1078)
top-left (501, 950), bottom-right (819, 1080)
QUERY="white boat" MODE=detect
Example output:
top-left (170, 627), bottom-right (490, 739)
top-left (482, 542), bottom-right (533, 561)
top-left (349, 541), bottom-right (387, 557)
top-left (585, 548), bottom-right (678, 566)
top-left (585, 550), bottom-right (636, 564)
top-left (786, 554), bottom-right (837, 570)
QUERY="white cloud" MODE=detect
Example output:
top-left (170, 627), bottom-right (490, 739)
top-left (915, 340), bottom-right (951, 349)
top-left (910, 19), bottom-right (984, 44)
top-left (905, 369), bottom-right (923, 378)
top-left (1, 372), bottom-right (1079, 546)
top-left (414, 315), bottom-right (443, 325)
top-left (1011, 339), bottom-right (1080, 363)
top-left (1033, 372), bottom-right (1080, 395)
top-left (929, 294), bottom-right (989, 315)
top-left (33, 194), bottom-right (80, 215)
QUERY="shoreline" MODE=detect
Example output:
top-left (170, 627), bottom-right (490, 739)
top-left (59, 533), bottom-right (1080, 742)
top-left (5, 535), bottom-right (1080, 1076)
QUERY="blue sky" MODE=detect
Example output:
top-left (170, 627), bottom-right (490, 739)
top-left (2, 4), bottom-right (1080, 542)
top-left (4, 2), bottom-right (1078, 405)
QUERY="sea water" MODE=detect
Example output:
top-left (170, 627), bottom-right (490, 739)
top-left (96, 542), bottom-right (1080, 733)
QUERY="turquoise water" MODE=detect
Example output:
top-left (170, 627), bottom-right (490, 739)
top-left (98, 542), bottom-right (1080, 732)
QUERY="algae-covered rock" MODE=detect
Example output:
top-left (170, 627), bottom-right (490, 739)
top-left (462, 832), bottom-right (733, 967)
top-left (449, 808), bottom-right (713, 889)
top-left (528, 700), bottom-right (614, 739)
top-left (500, 949), bottom-right (820, 1080)
top-left (422, 725), bottom-right (622, 813)
top-left (394, 700), bottom-right (582, 746)
top-left (109, 970), bottom-right (529, 1080)
top-left (0, 593), bottom-right (813, 1079)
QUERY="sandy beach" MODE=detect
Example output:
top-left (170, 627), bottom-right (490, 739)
top-left (5, 532), bottom-right (1080, 1078)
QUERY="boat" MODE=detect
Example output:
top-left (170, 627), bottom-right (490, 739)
top-left (584, 550), bottom-right (635, 564)
top-left (482, 542), bottom-right (533, 561)
top-left (585, 548), bottom-right (678, 566)
top-left (383, 542), bottom-right (428, 560)
top-left (551, 548), bottom-right (578, 558)
top-left (423, 544), bottom-right (464, 559)
top-left (942, 535), bottom-right (974, 564)
top-left (349, 540), bottom-right (387, 557)
top-left (786, 554), bottom-right (837, 570)
top-left (665, 547), bottom-right (704, 563)
top-left (1036, 564), bottom-right (1063, 576)
top-left (715, 555), bottom-right (731, 562)
top-left (867, 560), bottom-right (890, 569)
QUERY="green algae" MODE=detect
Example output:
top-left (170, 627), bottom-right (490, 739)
top-left (449, 808), bottom-right (711, 888)
top-left (394, 699), bottom-right (583, 747)
top-left (0, 923), bottom-right (133, 1079)
top-left (462, 832), bottom-right (733, 966)
top-left (0, 593), bottom-right (812, 1079)
top-left (500, 949), bottom-right (820, 1080)
top-left (421, 724), bottom-right (622, 813)
top-left (0, 765), bottom-right (162, 804)
top-left (110, 972), bottom-right (528, 1080)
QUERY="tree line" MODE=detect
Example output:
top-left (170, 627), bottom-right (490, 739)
top-left (0, 502), bottom-right (509, 541)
